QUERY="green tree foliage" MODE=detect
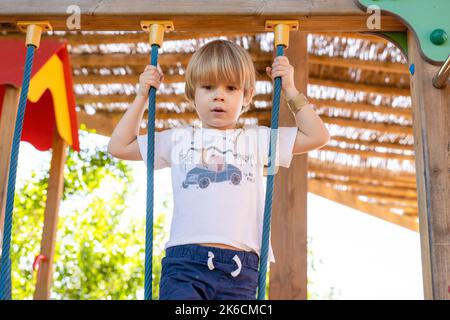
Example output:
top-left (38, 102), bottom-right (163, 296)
top-left (9, 131), bottom-right (167, 299)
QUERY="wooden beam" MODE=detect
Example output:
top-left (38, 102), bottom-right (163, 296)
top-left (308, 55), bottom-right (408, 75)
top-left (320, 115), bottom-right (413, 135)
top-left (330, 135), bottom-right (413, 152)
top-left (308, 158), bottom-right (416, 185)
top-left (407, 31), bottom-right (450, 300)
top-left (350, 192), bottom-right (418, 207)
top-left (319, 145), bottom-right (414, 161)
top-left (34, 131), bottom-right (67, 300)
top-left (270, 31), bottom-right (308, 300)
top-left (0, 86), bottom-right (20, 246)
top-left (309, 180), bottom-right (419, 232)
top-left (77, 109), bottom-right (119, 137)
top-left (73, 74), bottom-right (138, 85)
top-left (313, 32), bottom-right (391, 44)
top-left (71, 52), bottom-right (193, 68)
top-left (309, 98), bottom-right (412, 120)
top-left (310, 171), bottom-right (416, 190)
top-left (0, 1), bottom-right (405, 32)
top-left (76, 93), bottom-right (188, 105)
top-left (402, 207), bottom-right (419, 217)
top-left (5, 31), bottom-right (394, 46)
top-left (308, 77), bottom-right (411, 96)
top-left (312, 165), bottom-right (420, 212)
top-left (312, 176), bottom-right (418, 199)
top-left (11, 31), bottom-right (260, 45)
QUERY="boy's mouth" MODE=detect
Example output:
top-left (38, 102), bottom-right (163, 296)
top-left (211, 106), bottom-right (226, 113)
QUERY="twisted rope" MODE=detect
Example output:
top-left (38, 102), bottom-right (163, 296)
top-left (144, 44), bottom-right (159, 300)
top-left (257, 44), bottom-right (284, 300)
top-left (0, 45), bottom-right (36, 300)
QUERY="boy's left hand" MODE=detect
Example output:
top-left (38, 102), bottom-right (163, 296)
top-left (266, 56), bottom-right (299, 100)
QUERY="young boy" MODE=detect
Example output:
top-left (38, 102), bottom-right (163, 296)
top-left (108, 39), bottom-right (330, 300)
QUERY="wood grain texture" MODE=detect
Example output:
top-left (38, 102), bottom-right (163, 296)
top-left (0, 1), bottom-right (405, 32)
top-left (408, 30), bottom-right (450, 300)
top-left (0, 86), bottom-right (20, 248)
top-left (33, 132), bottom-right (67, 300)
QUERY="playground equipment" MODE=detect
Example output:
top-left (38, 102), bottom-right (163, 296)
top-left (0, 25), bottom-right (79, 299)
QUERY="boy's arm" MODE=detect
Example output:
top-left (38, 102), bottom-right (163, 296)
top-left (285, 88), bottom-right (331, 156)
top-left (108, 64), bottom-right (164, 160)
top-left (266, 57), bottom-right (330, 156)
top-left (107, 95), bottom-right (147, 161)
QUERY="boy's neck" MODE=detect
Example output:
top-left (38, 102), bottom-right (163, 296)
top-left (200, 122), bottom-right (243, 130)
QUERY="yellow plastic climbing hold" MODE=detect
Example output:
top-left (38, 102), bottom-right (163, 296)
top-left (265, 20), bottom-right (299, 48)
top-left (140, 20), bottom-right (174, 46)
top-left (17, 21), bottom-right (52, 48)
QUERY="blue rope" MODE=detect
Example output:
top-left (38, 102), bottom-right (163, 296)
top-left (0, 45), bottom-right (36, 300)
top-left (144, 44), bottom-right (159, 300)
top-left (257, 44), bottom-right (284, 300)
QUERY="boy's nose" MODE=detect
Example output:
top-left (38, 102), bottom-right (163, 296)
top-left (213, 95), bottom-right (225, 102)
top-left (213, 91), bottom-right (225, 101)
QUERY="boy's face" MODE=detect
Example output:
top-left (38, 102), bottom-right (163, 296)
top-left (194, 82), bottom-right (251, 130)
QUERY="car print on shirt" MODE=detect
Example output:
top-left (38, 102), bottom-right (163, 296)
top-left (182, 164), bottom-right (242, 189)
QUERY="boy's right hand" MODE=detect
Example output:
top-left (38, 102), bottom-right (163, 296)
top-left (137, 64), bottom-right (164, 98)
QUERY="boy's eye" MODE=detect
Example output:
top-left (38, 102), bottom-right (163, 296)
top-left (227, 86), bottom-right (237, 91)
top-left (202, 85), bottom-right (212, 90)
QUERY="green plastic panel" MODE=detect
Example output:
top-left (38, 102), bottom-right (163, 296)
top-left (363, 31), bottom-right (408, 59)
top-left (356, 0), bottom-right (450, 64)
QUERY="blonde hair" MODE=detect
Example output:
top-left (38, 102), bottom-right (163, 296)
top-left (185, 40), bottom-right (255, 113)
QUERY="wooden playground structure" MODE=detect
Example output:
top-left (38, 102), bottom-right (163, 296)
top-left (0, 0), bottom-right (449, 299)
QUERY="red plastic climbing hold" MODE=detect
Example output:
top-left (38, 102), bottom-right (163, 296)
top-left (32, 254), bottom-right (47, 272)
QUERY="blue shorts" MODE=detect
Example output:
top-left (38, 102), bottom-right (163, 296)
top-left (159, 244), bottom-right (260, 300)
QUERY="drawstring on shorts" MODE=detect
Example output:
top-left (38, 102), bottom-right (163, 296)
top-left (207, 251), bottom-right (242, 277)
top-left (207, 251), bottom-right (215, 270)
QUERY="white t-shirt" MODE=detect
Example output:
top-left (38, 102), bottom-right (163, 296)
top-left (137, 124), bottom-right (297, 263)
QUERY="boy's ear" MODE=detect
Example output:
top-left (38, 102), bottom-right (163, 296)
top-left (244, 87), bottom-right (255, 106)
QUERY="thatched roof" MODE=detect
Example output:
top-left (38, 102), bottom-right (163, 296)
top-left (5, 30), bottom-right (417, 231)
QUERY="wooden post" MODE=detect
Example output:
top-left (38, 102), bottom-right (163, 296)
top-left (33, 131), bottom-right (67, 300)
top-left (0, 86), bottom-right (20, 248)
top-left (407, 31), bottom-right (450, 300)
top-left (270, 31), bottom-right (308, 300)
